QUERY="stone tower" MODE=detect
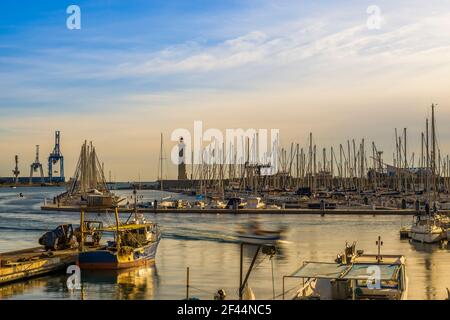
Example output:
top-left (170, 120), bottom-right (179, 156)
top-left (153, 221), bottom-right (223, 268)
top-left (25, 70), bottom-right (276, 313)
top-left (178, 137), bottom-right (187, 180)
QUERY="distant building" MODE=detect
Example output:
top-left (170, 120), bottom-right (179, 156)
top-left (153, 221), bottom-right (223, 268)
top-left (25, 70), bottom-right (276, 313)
top-left (385, 165), bottom-right (432, 178)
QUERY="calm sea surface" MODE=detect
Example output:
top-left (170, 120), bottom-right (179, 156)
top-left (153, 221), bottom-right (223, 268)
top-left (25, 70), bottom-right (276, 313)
top-left (0, 187), bottom-right (448, 300)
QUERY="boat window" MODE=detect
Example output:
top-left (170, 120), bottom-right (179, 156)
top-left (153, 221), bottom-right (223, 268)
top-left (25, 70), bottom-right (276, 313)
top-left (356, 279), bottom-right (398, 289)
top-left (342, 264), bottom-right (399, 281)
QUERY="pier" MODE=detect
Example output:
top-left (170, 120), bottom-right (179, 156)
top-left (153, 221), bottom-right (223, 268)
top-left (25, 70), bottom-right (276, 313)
top-left (0, 247), bottom-right (77, 285)
top-left (40, 204), bottom-right (426, 215)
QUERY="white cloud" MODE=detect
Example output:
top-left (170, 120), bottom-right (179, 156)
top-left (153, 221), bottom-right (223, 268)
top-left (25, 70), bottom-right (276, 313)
top-left (100, 10), bottom-right (450, 82)
top-left (2, 2), bottom-right (450, 179)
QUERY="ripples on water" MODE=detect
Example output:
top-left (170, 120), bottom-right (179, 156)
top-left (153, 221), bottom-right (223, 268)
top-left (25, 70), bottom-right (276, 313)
top-left (0, 187), bottom-right (448, 300)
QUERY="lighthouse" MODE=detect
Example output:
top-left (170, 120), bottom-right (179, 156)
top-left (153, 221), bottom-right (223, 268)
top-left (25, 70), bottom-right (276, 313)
top-left (178, 137), bottom-right (187, 180)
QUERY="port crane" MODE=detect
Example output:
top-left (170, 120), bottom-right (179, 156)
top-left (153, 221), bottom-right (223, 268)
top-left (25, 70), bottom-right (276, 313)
top-left (12, 155), bottom-right (20, 184)
top-left (29, 145), bottom-right (44, 184)
top-left (48, 130), bottom-right (64, 182)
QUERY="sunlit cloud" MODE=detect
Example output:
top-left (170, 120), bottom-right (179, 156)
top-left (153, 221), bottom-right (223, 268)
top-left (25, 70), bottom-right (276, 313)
top-left (0, 1), bottom-right (450, 179)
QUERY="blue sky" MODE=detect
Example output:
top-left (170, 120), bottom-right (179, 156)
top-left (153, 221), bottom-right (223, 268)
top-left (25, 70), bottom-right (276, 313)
top-left (1, 1), bottom-right (450, 179)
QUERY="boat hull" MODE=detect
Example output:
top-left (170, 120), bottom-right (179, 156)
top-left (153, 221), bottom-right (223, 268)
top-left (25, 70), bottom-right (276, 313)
top-left (78, 240), bottom-right (159, 270)
top-left (410, 231), bottom-right (444, 243)
top-left (236, 233), bottom-right (281, 245)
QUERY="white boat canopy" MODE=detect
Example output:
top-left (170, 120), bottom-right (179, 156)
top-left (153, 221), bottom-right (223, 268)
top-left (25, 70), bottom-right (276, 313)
top-left (290, 262), bottom-right (348, 279)
top-left (288, 261), bottom-right (401, 281)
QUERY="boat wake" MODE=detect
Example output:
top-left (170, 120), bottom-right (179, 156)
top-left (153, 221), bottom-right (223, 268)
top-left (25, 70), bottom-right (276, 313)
top-left (162, 231), bottom-right (237, 244)
top-left (0, 225), bottom-right (48, 232)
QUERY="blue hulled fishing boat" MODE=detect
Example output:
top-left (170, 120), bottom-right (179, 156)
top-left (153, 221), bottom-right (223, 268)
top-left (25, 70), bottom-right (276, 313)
top-left (78, 206), bottom-right (161, 270)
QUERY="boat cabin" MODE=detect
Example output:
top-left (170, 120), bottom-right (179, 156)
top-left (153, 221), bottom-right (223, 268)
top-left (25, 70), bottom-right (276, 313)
top-left (284, 254), bottom-right (407, 300)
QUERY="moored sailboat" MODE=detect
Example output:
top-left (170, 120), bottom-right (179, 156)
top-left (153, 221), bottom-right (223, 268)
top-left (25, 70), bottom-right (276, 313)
top-left (410, 214), bottom-right (445, 244)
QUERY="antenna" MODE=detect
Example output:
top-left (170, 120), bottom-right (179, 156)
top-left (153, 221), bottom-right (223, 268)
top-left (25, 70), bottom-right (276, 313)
top-left (159, 133), bottom-right (166, 191)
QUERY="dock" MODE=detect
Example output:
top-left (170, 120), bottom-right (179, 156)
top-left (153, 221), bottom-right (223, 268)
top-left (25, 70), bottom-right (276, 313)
top-left (40, 204), bottom-right (428, 215)
top-left (0, 247), bottom-right (77, 285)
top-left (0, 246), bottom-right (98, 285)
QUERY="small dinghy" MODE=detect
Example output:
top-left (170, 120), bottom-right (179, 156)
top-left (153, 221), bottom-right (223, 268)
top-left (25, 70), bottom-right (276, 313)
top-left (236, 220), bottom-right (285, 244)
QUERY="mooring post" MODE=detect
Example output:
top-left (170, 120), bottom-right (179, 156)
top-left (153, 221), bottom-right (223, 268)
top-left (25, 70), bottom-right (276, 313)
top-left (239, 243), bottom-right (243, 300)
top-left (186, 267), bottom-right (190, 300)
top-left (239, 244), bottom-right (261, 299)
top-left (79, 208), bottom-right (85, 251)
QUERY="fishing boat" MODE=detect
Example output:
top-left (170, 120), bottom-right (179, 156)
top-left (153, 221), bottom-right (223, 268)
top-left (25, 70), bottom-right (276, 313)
top-left (236, 220), bottom-right (285, 244)
top-left (284, 240), bottom-right (408, 300)
top-left (410, 214), bottom-right (445, 244)
top-left (78, 187), bottom-right (161, 270)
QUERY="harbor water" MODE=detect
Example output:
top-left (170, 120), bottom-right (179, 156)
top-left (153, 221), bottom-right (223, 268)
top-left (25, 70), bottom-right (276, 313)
top-left (0, 187), bottom-right (449, 300)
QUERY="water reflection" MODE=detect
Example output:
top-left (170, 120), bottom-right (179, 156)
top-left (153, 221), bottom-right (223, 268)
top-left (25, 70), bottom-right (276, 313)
top-left (409, 240), bottom-right (445, 253)
top-left (1, 188), bottom-right (450, 300)
top-left (408, 240), bottom-right (449, 300)
top-left (0, 265), bottom-right (159, 300)
top-left (0, 277), bottom-right (50, 299)
top-left (80, 264), bottom-right (159, 300)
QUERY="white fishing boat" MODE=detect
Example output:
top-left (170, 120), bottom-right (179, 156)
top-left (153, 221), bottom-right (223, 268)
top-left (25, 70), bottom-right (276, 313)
top-left (284, 241), bottom-right (408, 300)
top-left (410, 214), bottom-right (445, 244)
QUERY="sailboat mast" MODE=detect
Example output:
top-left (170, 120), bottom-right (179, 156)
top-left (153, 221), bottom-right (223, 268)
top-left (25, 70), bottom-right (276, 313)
top-left (114, 207), bottom-right (121, 249)
top-left (160, 133), bottom-right (164, 192)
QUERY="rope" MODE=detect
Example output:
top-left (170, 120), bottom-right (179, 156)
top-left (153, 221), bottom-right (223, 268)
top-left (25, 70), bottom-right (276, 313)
top-left (269, 283), bottom-right (303, 300)
top-left (189, 285), bottom-right (214, 295)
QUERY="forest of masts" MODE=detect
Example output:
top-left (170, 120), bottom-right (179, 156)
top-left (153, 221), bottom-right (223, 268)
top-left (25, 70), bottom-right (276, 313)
top-left (70, 140), bottom-right (109, 196)
top-left (159, 105), bottom-right (450, 196)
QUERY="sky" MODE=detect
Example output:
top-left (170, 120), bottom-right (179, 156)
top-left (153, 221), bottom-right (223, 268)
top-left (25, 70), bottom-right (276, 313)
top-left (1, 0), bottom-right (450, 181)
